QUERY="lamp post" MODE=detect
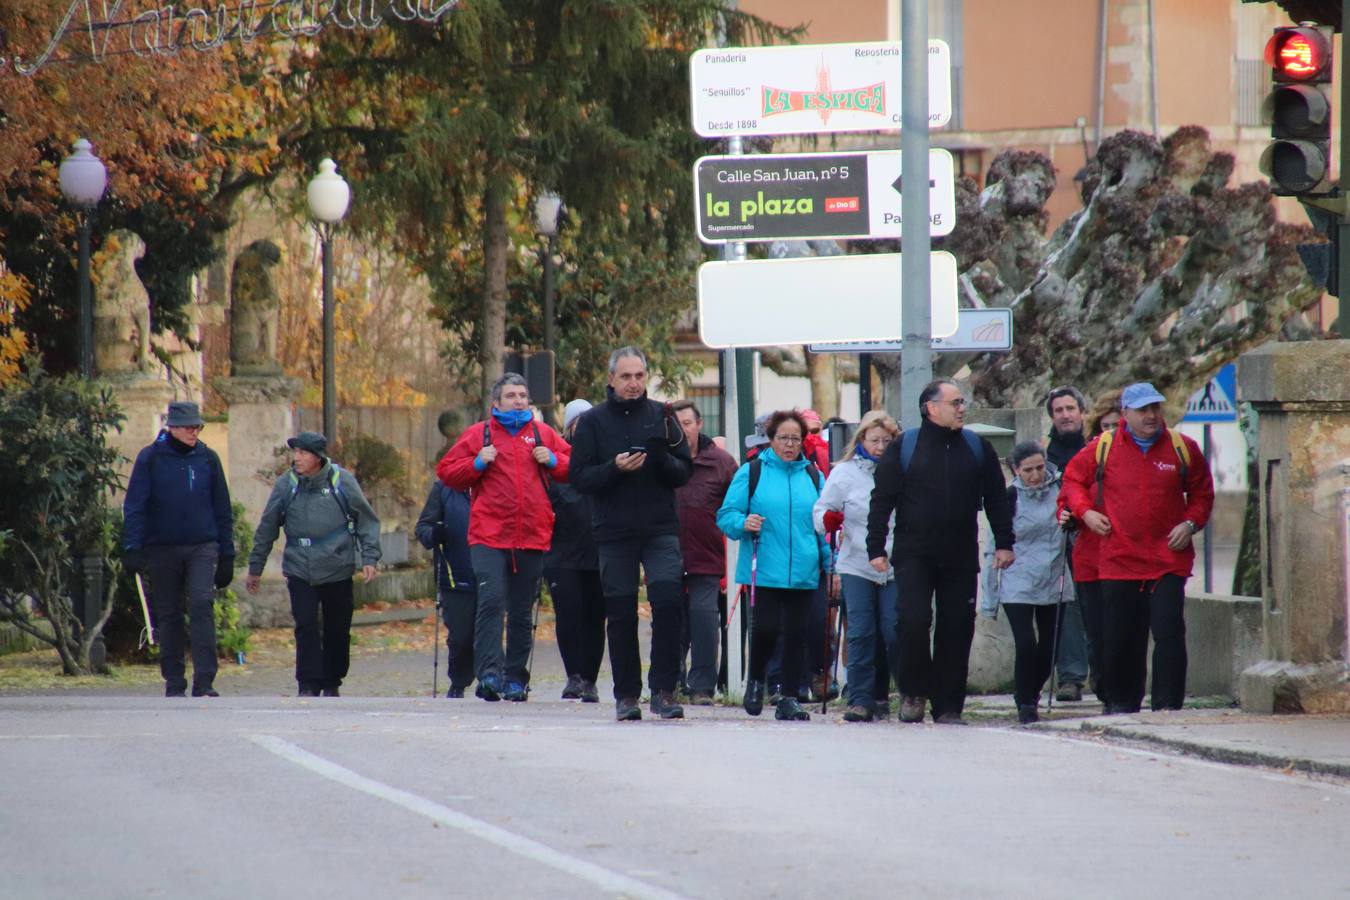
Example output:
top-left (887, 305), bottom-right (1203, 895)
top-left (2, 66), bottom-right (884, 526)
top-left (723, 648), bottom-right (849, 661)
top-left (57, 138), bottom-right (109, 670)
top-left (533, 192), bottom-right (563, 363)
top-left (307, 158), bottom-right (350, 443)
top-left (58, 138), bottom-right (107, 378)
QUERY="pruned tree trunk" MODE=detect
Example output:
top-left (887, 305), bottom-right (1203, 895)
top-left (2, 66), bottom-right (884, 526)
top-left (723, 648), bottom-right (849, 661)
top-left (806, 351), bottom-right (837, 418)
top-left (479, 175), bottom-right (510, 410)
top-left (935, 127), bottom-right (1322, 409)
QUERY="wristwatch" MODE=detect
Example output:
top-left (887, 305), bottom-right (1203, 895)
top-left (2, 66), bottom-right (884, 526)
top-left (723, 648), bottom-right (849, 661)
top-left (1182, 519), bottom-right (1198, 534)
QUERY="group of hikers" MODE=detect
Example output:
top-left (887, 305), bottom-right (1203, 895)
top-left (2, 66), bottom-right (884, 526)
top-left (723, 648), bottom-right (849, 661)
top-left (122, 345), bottom-right (1214, 725)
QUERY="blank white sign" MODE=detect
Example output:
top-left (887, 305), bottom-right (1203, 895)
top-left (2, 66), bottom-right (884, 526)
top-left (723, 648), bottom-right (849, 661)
top-left (697, 252), bottom-right (959, 348)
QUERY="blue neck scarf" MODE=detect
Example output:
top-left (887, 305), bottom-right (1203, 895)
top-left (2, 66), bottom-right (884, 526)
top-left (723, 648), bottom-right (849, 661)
top-left (856, 444), bottom-right (879, 462)
top-left (492, 407), bottom-right (533, 435)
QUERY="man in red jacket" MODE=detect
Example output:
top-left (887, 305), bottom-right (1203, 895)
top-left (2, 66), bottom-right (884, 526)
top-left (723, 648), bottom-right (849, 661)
top-left (672, 400), bottom-right (738, 704)
top-left (1059, 382), bottom-right (1214, 714)
top-left (438, 373), bottom-right (571, 702)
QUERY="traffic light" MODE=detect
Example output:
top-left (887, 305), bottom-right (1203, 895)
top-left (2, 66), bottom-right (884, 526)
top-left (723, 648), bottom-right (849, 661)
top-left (1261, 25), bottom-right (1334, 196)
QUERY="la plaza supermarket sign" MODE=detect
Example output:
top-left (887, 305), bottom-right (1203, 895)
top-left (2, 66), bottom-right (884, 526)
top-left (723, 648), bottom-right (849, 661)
top-left (689, 40), bottom-right (952, 138)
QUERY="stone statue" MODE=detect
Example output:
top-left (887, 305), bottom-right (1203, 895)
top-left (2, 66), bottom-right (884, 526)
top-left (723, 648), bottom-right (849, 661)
top-left (230, 239), bottom-right (283, 376)
top-left (93, 230), bottom-right (152, 376)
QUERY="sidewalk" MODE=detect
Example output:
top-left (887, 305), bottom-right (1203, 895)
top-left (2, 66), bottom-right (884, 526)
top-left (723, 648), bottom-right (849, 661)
top-left (967, 691), bottom-right (1350, 780)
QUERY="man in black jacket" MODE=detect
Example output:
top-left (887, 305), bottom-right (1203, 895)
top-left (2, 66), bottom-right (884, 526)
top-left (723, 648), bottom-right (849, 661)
top-left (414, 480), bottom-right (477, 697)
top-left (866, 379), bottom-right (1015, 724)
top-left (568, 347), bottom-right (694, 721)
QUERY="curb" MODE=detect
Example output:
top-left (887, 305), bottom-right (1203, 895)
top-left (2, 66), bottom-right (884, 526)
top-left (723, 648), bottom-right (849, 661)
top-left (1080, 721), bottom-right (1350, 780)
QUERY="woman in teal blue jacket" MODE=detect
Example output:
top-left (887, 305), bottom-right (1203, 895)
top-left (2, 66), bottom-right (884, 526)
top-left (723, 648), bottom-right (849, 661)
top-left (718, 410), bottom-right (830, 721)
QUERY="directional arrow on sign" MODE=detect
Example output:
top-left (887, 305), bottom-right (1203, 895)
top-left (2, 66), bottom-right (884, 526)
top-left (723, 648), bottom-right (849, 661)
top-left (892, 176), bottom-right (936, 194)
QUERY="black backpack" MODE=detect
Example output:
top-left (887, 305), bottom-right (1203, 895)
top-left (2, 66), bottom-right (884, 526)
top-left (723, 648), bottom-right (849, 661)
top-left (746, 457), bottom-right (822, 504)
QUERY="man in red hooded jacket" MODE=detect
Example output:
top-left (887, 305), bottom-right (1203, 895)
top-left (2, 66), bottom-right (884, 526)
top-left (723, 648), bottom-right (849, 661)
top-left (1059, 382), bottom-right (1213, 714)
top-left (439, 373), bottom-right (570, 703)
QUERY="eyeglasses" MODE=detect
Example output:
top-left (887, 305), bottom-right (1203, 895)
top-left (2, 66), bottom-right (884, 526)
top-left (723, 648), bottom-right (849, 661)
top-left (935, 398), bottom-right (968, 408)
top-left (171, 424), bottom-right (204, 432)
top-left (773, 434), bottom-right (803, 444)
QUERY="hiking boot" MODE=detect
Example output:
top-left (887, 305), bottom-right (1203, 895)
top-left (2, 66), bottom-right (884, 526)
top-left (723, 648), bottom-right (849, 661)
top-left (504, 681), bottom-right (528, 702)
top-left (899, 695), bottom-right (927, 723)
top-left (1055, 682), bottom-right (1083, 702)
top-left (446, 686), bottom-right (465, 698)
top-left (1017, 704), bottom-right (1040, 725)
top-left (744, 680), bottom-right (765, 717)
top-left (579, 680), bottom-right (600, 703)
top-left (616, 697), bottom-right (642, 721)
top-left (320, 687), bottom-right (340, 697)
top-left (796, 684), bottom-right (812, 704)
top-left (843, 704), bottom-right (874, 723)
top-left (475, 674), bottom-right (502, 702)
top-left (689, 691), bottom-right (715, 706)
top-left (297, 686), bottom-right (320, 698)
top-left (650, 690), bottom-right (684, 719)
top-left (561, 674), bottom-right (583, 700)
top-left (873, 699), bottom-right (891, 721)
top-left (775, 697), bottom-right (811, 721)
top-left (934, 712), bottom-right (967, 726)
top-left (191, 684), bottom-right (218, 698)
top-left (166, 685), bottom-right (187, 698)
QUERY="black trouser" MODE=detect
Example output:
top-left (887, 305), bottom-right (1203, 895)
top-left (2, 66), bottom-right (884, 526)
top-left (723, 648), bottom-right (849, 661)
top-left (546, 567), bottom-right (606, 683)
top-left (1101, 574), bottom-right (1187, 711)
top-left (597, 534), bottom-right (683, 701)
top-left (748, 587), bottom-right (812, 691)
top-left (1002, 603), bottom-right (1060, 707)
top-left (679, 574), bottom-right (722, 694)
top-left (1075, 579), bottom-right (1108, 702)
top-left (894, 556), bottom-right (978, 720)
top-left (469, 546), bottom-right (543, 687)
top-left (767, 575), bottom-right (828, 692)
top-left (145, 543), bottom-right (219, 693)
top-left (438, 586), bottom-right (477, 689)
top-left (287, 577), bottom-right (354, 692)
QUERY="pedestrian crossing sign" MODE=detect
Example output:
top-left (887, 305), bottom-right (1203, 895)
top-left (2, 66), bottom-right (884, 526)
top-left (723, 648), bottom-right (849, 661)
top-left (1181, 363), bottom-right (1238, 423)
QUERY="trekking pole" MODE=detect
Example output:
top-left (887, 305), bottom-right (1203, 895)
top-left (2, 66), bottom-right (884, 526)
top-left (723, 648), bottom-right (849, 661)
top-left (1045, 529), bottom-right (1071, 715)
top-left (432, 546), bottom-right (445, 698)
top-left (525, 578), bottom-right (543, 696)
top-left (747, 536), bottom-right (759, 689)
top-left (822, 533), bottom-right (839, 714)
top-left (134, 574), bottom-right (156, 648)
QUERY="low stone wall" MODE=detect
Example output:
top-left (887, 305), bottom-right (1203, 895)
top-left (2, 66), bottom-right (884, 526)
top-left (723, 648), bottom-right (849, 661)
top-left (967, 590), bottom-right (1262, 699)
top-left (234, 566), bottom-right (435, 628)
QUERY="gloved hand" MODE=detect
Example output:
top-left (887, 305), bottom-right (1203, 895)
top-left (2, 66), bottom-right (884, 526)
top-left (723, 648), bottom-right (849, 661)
top-left (823, 510), bottom-right (844, 534)
top-left (122, 548), bottom-right (145, 576)
top-left (214, 556), bottom-right (235, 590)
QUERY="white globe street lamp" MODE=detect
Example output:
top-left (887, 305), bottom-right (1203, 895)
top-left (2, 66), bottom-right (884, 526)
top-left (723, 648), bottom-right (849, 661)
top-left (58, 138), bottom-right (108, 379)
top-left (533, 192), bottom-right (563, 402)
top-left (306, 158), bottom-right (350, 444)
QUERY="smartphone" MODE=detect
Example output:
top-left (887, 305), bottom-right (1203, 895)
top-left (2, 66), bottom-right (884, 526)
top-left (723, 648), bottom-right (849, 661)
top-left (627, 446), bottom-right (648, 454)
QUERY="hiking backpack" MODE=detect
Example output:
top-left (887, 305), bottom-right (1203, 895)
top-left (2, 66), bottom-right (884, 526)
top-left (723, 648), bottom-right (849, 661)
top-left (1093, 427), bottom-right (1190, 505)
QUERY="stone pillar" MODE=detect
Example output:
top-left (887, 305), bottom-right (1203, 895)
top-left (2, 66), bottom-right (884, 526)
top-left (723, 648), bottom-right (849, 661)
top-left (1237, 341), bottom-right (1350, 714)
top-left (103, 374), bottom-right (173, 503)
top-left (213, 375), bottom-right (300, 524)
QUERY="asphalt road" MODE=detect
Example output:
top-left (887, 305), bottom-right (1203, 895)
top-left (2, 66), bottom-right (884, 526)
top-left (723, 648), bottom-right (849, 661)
top-left (3, 693), bottom-right (1348, 899)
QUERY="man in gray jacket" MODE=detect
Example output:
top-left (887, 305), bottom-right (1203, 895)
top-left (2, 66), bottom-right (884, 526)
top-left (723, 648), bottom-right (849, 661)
top-left (246, 432), bottom-right (381, 696)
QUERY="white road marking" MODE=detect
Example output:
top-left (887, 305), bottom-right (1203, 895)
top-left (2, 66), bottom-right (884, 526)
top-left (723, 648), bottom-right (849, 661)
top-left (247, 734), bottom-right (694, 900)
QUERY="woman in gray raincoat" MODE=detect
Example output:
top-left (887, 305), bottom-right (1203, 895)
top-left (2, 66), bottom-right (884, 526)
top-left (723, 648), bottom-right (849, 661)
top-left (981, 441), bottom-right (1069, 724)
top-left (246, 431), bottom-right (382, 697)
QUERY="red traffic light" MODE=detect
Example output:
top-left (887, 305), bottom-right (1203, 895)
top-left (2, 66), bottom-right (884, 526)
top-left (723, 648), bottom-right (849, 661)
top-left (1266, 27), bottom-right (1332, 82)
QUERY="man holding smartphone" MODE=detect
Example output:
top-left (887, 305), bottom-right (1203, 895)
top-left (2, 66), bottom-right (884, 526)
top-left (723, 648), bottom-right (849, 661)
top-left (568, 347), bottom-right (694, 721)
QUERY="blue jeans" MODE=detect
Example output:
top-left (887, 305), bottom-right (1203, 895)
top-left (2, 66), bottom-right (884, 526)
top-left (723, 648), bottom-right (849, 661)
top-left (839, 574), bottom-right (898, 708)
top-left (1055, 584), bottom-right (1089, 685)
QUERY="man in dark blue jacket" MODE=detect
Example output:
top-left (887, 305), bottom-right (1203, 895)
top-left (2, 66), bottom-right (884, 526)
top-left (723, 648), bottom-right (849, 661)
top-left (123, 401), bottom-right (234, 698)
top-left (415, 480), bottom-right (477, 697)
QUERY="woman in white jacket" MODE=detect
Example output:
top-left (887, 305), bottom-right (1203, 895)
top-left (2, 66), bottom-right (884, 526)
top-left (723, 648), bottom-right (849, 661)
top-left (813, 411), bottom-right (900, 722)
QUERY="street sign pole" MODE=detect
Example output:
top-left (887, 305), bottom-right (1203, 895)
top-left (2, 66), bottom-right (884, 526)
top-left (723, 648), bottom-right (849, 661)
top-left (722, 134), bottom-right (748, 700)
top-left (1203, 424), bottom-right (1213, 592)
top-left (899, 0), bottom-right (932, 430)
